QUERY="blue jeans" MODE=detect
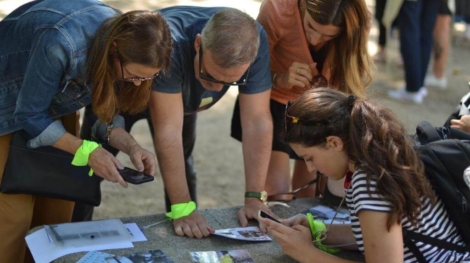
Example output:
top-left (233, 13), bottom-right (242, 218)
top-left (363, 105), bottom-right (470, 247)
top-left (398, 0), bottom-right (441, 92)
top-left (455, 15), bottom-right (470, 24)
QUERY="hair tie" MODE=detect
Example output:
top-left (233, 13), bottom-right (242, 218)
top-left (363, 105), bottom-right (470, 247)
top-left (347, 95), bottom-right (356, 112)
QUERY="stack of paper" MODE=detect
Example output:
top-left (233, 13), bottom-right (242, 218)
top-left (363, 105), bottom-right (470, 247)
top-left (26, 219), bottom-right (147, 263)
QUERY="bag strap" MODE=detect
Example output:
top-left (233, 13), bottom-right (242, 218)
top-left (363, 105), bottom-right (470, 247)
top-left (416, 120), bottom-right (442, 145)
top-left (449, 127), bottom-right (470, 141)
top-left (404, 229), bottom-right (468, 255)
top-left (403, 230), bottom-right (427, 263)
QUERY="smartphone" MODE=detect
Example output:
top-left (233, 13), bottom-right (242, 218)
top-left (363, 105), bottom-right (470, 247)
top-left (258, 210), bottom-right (282, 224)
top-left (119, 167), bottom-right (154, 185)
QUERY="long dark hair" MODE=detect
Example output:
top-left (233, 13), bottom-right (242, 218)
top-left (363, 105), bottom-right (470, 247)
top-left (87, 10), bottom-right (173, 123)
top-left (284, 88), bottom-right (435, 229)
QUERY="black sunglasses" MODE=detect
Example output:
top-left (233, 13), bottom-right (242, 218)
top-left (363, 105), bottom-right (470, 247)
top-left (117, 52), bottom-right (159, 82)
top-left (198, 45), bottom-right (250, 86)
top-left (267, 171), bottom-right (325, 201)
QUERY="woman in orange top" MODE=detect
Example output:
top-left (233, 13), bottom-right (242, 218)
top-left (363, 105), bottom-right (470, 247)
top-left (239, 0), bottom-right (372, 200)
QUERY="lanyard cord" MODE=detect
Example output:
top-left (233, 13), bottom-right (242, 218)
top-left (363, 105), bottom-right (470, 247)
top-left (312, 185), bottom-right (356, 248)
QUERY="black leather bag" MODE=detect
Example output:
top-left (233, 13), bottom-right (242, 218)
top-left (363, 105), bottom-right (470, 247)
top-left (0, 130), bottom-right (101, 206)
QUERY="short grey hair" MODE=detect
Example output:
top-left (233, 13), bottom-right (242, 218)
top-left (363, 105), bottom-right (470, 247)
top-left (201, 9), bottom-right (260, 68)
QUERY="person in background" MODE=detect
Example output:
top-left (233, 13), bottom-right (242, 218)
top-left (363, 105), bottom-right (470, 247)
top-left (373, 0), bottom-right (389, 63)
top-left (455, 0), bottom-right (470, 39)
top-left (232, 0), bottom-right (371, 203)
top-left (0, 0), bottom-right (172, 262)
top-left (261, 88), bottom-right (470, 263)
top-left (387, 0), bottom-right (441, 104)
top-left (424, 0), bottom-right (453, 90)
top-left (81, 6), bottom-right (273, 238)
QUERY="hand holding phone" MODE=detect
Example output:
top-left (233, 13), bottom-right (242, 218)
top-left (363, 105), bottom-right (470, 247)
top-left (258, 210), bottom-right (282, 224)
top-left (118, 167), bottom-right (154, 185)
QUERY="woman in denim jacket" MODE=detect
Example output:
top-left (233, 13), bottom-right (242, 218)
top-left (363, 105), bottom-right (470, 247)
top-left (0, 0), bottom-right (172, 262)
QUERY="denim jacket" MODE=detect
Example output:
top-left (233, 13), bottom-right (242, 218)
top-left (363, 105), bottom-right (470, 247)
top-left (0, 0), bottom-right (122, 148)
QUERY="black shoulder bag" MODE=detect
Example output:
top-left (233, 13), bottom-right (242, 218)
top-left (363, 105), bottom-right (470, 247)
top-left (0, 130), bottom-right (101, 206)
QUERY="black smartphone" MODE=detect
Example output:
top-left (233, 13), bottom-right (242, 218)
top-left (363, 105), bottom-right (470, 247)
top-left (119, 167), bottom-right (154, 185)
top-left (258, 210), bottom-right (282, 224)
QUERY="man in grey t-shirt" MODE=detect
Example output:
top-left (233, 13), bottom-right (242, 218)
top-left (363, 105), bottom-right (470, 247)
top-left (150, 6), bottom-right (273, 238)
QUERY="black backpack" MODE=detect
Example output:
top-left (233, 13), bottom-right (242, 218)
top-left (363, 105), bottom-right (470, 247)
top-left (403, 121), bottom-right (470, 262)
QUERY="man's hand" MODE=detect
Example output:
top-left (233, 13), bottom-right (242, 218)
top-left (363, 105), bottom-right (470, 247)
top-left (173, 211), bottom-right (214, 239)
top-left (88, 147), bottom-right (128, 188)
top-left (128, 144), bottom-right (157, 176)
top-left (237, 199), bottom-right (277, 233)
top-left (451, 115), bottom-right (470, 133)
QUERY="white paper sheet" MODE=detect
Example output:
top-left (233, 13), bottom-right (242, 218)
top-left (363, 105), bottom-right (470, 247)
top-left (26, 223), bottom-right (146, 263)
top-left (125, 223), bottom-right (147, 242)
top-left (307, 204), bottom-right (351, 224)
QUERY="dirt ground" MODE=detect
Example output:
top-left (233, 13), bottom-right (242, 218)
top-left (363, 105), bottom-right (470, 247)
top-left (2, 0), bottom-right (470, 220)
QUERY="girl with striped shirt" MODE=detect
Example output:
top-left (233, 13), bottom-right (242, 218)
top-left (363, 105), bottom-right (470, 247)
top-left (260, 88), bottom-right (470, 262)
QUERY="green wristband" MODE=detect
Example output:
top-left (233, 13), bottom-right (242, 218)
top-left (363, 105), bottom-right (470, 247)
top-left (306, 213), bottom-right (340, 254)
top-left (166, 201), bottom-right (197, 220)
top-left (71, 140), bottom-right (101, 176)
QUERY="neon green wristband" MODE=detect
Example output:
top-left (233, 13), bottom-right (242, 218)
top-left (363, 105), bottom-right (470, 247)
top-left (71, 140), bottom-right (101, 176)
top-left (307, 213), bottom-right (340, 254)
top-left (166, 201), bottom-right (197, 220)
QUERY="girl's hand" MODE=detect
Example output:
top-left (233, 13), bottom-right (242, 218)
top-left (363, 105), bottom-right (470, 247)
top-left (263, 217), bottom-right (316, 262)
top-left (283, 214), bottom-right (310, 229)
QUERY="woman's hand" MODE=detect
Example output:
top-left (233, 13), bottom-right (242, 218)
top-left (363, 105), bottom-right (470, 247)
top-left (52, 132), bottom-right (128, 187)
top-left (88, 147), bottom-right (128, 187)
top-left (275, 62), bottom-right (318, 90)
top-left (128, 144), bottom-right (157, 176)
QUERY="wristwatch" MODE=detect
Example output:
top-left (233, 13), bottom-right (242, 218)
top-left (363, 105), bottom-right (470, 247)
top-left (245, 191), bottom-right (268, 203)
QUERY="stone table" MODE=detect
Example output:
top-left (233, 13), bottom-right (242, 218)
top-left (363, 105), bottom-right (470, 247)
top-left (31, 198), bottom-right (364, 262)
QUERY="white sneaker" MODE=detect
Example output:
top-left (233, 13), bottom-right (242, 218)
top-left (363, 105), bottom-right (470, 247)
top-left (419, 87), bottom-right (428, 97)
top-left (387, 87), bottom-right (427, 104)
top-left (424, 73), bottom-right (447, 90)
top-left (465, 25), bottom-right (470, 40)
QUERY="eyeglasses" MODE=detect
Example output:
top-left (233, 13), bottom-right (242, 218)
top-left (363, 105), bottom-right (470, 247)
top-left (284, 101), bottom-right (330, 133)
top-left (310, 74), bottom-right (328, 89)
top-left (118, 53), bottom-right (159, 82)
top-left (198, 45), bottom-right (250, 86)
top-left (267, 171), bottom-right (326, 201)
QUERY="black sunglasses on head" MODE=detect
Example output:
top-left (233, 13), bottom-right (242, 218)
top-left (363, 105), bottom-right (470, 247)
top-left (284, 101), bottom-right (330, 133)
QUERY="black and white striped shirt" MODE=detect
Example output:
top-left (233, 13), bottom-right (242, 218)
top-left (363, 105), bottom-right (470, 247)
top-left (346, 171), bottom-right (470, 262)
